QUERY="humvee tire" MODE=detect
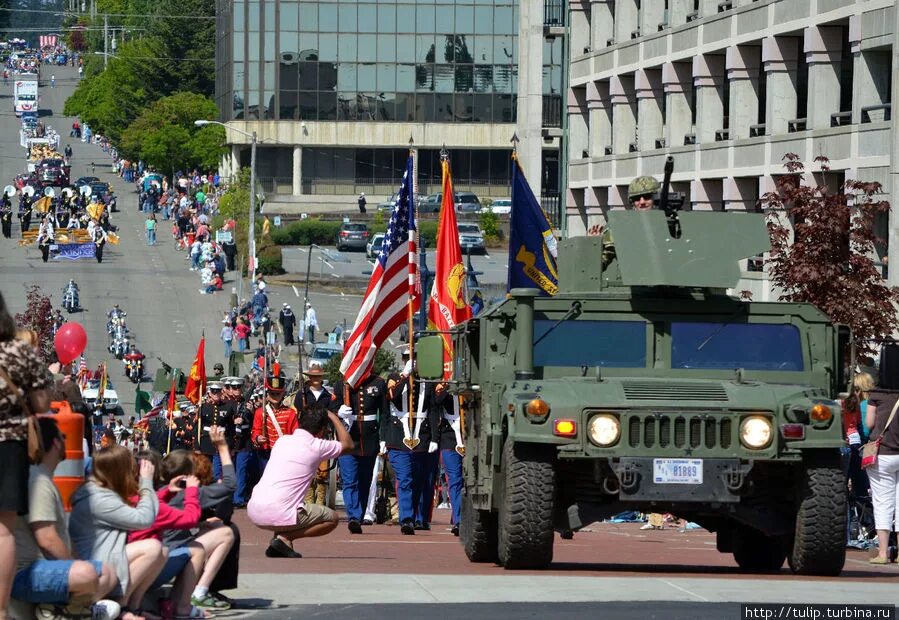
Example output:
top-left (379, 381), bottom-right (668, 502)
top-left (788, 453), bottom-right (847, 576)
top-left (497, 441), bottom-right (555, 569)
top-left (732, 526), bottom-right (787, 572)
top-left (461, 494), bottom-right (498, 563)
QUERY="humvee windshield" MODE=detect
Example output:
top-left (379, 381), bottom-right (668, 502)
top-left (671, 322), bottom-right (804, 371)
top-left (533, 320), bottom-right (646, 368)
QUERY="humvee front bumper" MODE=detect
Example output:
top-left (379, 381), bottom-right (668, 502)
top-left (611, 457), bottom-right (753, 503)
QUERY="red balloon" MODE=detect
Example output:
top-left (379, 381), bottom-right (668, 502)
top-left (54, 323), bottom-right (88, 364)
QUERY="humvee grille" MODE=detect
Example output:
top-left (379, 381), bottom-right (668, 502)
top-left (622, 381), bottom-right (728, 401)
top-left (627, 413), bottom-right (733, 450)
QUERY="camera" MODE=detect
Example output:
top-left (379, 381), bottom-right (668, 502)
top-left (177, 479), bottom-right (187, 489)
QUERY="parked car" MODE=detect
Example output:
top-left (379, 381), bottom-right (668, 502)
top-left (306, 343), bottom-right (342, 370)
top-left (378, 192), bottom-right (400, 211)
top-left (366, 232), bottom-right (385, 259)
top-left (455, 192), bottom-right (482, 213)
top-left (419, 193), bottom-right (442, 213)
top-left (337, 221), bottom-right (371, 251)
top-left (458, 222), bottom-right (486, 254)
top-left (75, 176), bottom-right (99, 188)
top-left (81, 378), bottom-right (120, 413)
top-left (483, 198), bottom-right (511, 215)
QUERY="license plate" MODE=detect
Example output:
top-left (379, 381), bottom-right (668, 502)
top-left (653, 458), bottom-right (703, 484)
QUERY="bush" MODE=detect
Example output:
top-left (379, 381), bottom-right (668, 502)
top-left (322, 347), bottom-right (398, 385)
top-left (479, 209), bottom-right (503, 244)
top-left (271, 220), bottom-right (342, 246)
top-left (257, 242), bottom-right (284, 275)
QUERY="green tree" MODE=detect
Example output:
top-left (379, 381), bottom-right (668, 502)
top-left (322, 348), bottom-right (398, 385)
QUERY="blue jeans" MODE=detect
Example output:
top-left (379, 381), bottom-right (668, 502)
top-left (149, 546), bottom-right (192, 589)
top-left (413, 451), bottom-right (439, 525)
top-left (146, 228), bottom-right (156, 245)
top-left (441, 449), bottom-right (464, 525)
top-left (338, 454), bottom-right (377, 522)
top-left (233, 449), bottom-right (256, 504)
top-left (212, 453), bottom-right (222, 481)
top-left (223, 339), bottom-right (232, 358)
top-left (387, 449), bottom-right (415, 523)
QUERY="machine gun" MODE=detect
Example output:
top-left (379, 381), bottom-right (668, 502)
top-left (654, 156), bottom-right (684, 237)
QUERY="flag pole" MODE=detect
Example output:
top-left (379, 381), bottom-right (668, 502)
top-left (197, 328), bottom-right (205, 446)
top-left (407, 136), bottom-right (417, 437)
top-left (166, 378), bottom-right (175, 454)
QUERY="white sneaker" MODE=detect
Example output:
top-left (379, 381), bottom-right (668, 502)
top-left (91, 600), bottom-right (121, 620)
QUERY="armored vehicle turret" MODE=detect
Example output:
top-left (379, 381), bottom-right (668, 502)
top-left (419, 207), bottom-right (847, 575)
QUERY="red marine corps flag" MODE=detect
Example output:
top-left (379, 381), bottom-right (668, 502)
top-left (184, 335), bottom-right (206, 404)
top-left (428, 151), bottom-right (472, 378)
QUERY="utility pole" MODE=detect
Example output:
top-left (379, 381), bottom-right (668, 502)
top-left (103, 13), bottom-right (108, 69)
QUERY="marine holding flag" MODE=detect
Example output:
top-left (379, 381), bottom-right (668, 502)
top-left (426, 153), bottom-right (472, 536)
top-left (509, 156), bottom-right (559, 296)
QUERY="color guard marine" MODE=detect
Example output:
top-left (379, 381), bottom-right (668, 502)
top-left (328, 372), bottom-right (387, 534)
top-left (432, 384), bottom-right (464, 536)
top-left (383, 348), bottom-right (440, 535)
top-left (223, 376), bottom-right (254, 507)
top-left (198, 381), bottom-right (237, 479)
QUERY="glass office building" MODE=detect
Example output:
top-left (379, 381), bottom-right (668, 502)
top-left (215, 0), bottom-right (562, 198)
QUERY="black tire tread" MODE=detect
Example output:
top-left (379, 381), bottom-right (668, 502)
top-left (497, 441), bottom-right (555, 569)
top-left (788, 454), bottom-right (847, 576)
top-left (460, 494), bottom-right (497, 563)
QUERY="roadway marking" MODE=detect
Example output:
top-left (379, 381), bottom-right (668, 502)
top-left (657, 579), bottom-right (710, 602)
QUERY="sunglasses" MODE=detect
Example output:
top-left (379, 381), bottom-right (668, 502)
top-left (634, 193), bottom-right (654, 201)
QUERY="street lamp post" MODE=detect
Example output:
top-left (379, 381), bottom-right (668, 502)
top-left (194, 119), bottom-right (258, 283)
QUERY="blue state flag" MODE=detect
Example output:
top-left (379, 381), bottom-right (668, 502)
top-left (508, 158), bottom-right (559, 296)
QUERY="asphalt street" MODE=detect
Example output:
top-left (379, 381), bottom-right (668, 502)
top-left (0, 66), bottom-right (366, 412)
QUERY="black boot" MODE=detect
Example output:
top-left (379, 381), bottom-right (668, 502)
top-left (400, 520), bottom-right (415, 535)
top-left (347, 519), bottom-right (363, 534)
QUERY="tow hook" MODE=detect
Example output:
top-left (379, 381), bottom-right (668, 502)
top-left (722, 464), bottom-right (747, 494)
top-left (618, 463), bottom-right (640, 494)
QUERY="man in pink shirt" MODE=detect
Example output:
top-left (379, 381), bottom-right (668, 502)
top-left (248, 405), bottom-right (354, 558)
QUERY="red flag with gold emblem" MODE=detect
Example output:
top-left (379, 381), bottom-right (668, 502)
top-left (184, 337), bottom-right (206, 404)
top-left (427, 156), bottom-right (472, 379)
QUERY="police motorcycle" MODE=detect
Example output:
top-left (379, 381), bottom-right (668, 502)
top-left (106, 305), bottom-right (126, 335)
top-left (123, 345), bottom-right (145, 383)
top-left (109, 333), bottom-right (130, 360)
top-left (51, 310), bottom-right (65, 336)
top-left (62, 279), bottom-right (79, 313)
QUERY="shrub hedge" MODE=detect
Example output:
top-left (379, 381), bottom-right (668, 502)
top-left (271, 218), bottom-right (438, 248)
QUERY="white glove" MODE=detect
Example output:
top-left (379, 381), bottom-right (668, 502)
top-left (337, 405), bottom-right (353, 418)
top-left (847, 431), bottom-right (862, 446)
top-left (402, 360), bottom-right (413, 377)
top-left (428, 441), bottom-right (438, 454)
top-left (379, 441), bottom-right (387, 455)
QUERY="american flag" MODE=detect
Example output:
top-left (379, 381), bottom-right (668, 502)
top-left (341, 154), bottom-right (419, 387)
top-left (38, 35), bottom-right (58, 48)
top-left (76, 355), bottom-right (89, 391)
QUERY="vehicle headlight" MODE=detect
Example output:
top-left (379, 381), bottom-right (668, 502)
top-left (588, 414), bottom-right (620, 447)
top-left (740, 416), bottom-right (773, 449)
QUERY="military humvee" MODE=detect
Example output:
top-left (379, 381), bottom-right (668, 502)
top-left (418, 209), bottom-right (847, 576)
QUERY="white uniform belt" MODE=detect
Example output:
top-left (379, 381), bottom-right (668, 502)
top-left (443, 413), bottom-right (460, 422)
top-left (343, 414), bottom-right (377, 422)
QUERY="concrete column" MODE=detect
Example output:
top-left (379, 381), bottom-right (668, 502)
top-left (663, 62), bottom-right (693, 148)
top-left (700, 0), bottom-right (719, 18)
top-left (292, 145), bottom-right (302, 196)
top-left (723, 177), bottom-right (758, 211)
top-left (762, 36), bottom-right (799, 136)
top-left (804, 26), bottom-right (842, 130)
top-left (635, 68), bottom-right (664, 150)
top-left (568, 87), bottom-right (590, 160)
top-left (640, 0), bottom-right (666, 36)
top-left (590, 0), bottom-right (615, 49)
top-left (570, 0), bottom-right (591, 56)
top-left (670, 0), bottom-right (692, 27)
top-left (850, 16), bottom-right (892, 124)
top-left (516, 0), bottom-right (543, 197)
top-left (608, 184), bottom-right (629, 209)
top-left (693, 54), bottom-right (725, 143)
top-left (614, 0), bottom-right (639, 43)
top-left (610, 75), bottom-right (637, 154)
top-left (587, 80), bottom-right (612, 157)
top-left (230, 145), bottom-right (240, 181)
top-left (691, 178), bottom-right (724, 211)
top-left (726, 45), bottom-right (761, 140)
top-left (888, 4), bottom-right (899, 287)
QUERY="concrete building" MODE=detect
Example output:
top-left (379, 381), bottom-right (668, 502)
top-left (564, 0), bottom-right (897, 293)
top-left (214, 0), bottom-right (565, 213)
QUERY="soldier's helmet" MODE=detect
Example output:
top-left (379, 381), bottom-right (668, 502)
top-left (628, 175), bottom-right (661, 200)
top-left (265, 362), bottom-right (286, 393)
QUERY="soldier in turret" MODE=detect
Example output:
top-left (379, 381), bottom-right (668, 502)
top-left (602, 175), bottom-right (661, 269)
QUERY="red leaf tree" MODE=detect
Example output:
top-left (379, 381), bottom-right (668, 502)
top-left (14, 285), bottom-right (56, 363)
top-left (761, 154), bottom-right (899, 358)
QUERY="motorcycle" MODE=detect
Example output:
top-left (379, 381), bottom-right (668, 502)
top-left (62, 285), bottom-right (79, 313)
top-left (109, 336), bottom-right (129, 359)
top-left (124, 354), bottom-right (144, 383)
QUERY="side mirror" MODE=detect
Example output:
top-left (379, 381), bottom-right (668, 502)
top-left (416, 335), bottom-right (445, 380)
